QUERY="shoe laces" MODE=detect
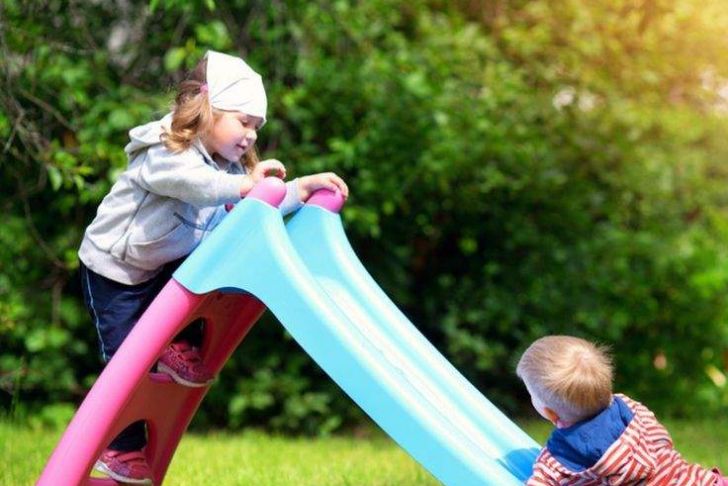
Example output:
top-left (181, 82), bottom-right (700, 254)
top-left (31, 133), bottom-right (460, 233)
top-left (170, 342), bottom-right (201, 363)
top-left (109, 450), bottom-right (148, 466)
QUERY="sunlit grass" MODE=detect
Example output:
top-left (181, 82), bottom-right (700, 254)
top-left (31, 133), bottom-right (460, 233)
top-left (3, 418), bottom-right (726, 485)
top-left (0, 421), bottom-right (438, 486)
top-left (165, 430), bottom-right (439, 486)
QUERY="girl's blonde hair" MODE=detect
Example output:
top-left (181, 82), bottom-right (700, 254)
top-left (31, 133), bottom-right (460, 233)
top-left (161, 57), bottom-right (259, 172)
top-left (516, 335), bottom-right (613, 423)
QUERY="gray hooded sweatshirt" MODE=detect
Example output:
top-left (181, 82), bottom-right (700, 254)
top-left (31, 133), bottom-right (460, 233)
top-left (78, 114), bottom-right (302, 284)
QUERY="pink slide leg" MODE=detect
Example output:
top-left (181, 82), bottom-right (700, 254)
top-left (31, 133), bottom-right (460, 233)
top-left (38, 280), bottom-right (266, 485)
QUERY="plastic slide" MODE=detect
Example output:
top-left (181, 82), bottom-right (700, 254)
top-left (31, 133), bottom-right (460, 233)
top-left (283, 200), bottom-right (541, 482)
top-left (38, 178), bottom-right (538, 485)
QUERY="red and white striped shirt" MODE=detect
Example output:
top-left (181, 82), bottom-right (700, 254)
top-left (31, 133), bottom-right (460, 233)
top-left (527, 394), bottom-right (721, 485)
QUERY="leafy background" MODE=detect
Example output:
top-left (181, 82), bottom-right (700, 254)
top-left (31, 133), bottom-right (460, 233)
top-left (2, 0), bottom-right (728, 434)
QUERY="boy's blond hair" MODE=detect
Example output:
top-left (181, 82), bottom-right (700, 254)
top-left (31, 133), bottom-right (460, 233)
top-left (516, 335), bottom-right (613, 423)
top-left (161, 58), bottom-right (259, 172)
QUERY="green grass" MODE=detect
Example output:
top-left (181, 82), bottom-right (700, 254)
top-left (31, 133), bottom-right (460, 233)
top-left (3, 419), bottom-right (727, 485)
top-left (1, 421), bottom-right (438, 486)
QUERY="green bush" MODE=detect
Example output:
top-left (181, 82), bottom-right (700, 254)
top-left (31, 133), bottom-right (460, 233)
top-left (1, 0), bottom-right (727, 433)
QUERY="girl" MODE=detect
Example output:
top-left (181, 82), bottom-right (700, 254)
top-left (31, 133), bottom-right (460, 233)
top-left (79, 50), bottom-right (348, 484)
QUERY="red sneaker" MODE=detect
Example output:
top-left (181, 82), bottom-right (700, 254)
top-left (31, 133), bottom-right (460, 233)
top-left (157, 341), bottom-right (214, 387)
top-left (94, 448), bottom-right (153, 485)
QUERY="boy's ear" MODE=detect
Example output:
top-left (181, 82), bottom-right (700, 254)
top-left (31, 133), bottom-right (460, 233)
top-left (543, 406), bottom-right (560, 425)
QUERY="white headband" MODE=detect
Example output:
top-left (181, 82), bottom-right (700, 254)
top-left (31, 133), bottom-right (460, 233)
top-left (205, 50), bottom-right (267, 126)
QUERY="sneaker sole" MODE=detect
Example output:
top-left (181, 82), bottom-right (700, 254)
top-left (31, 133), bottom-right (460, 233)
top-left (157, 362), bottom-right (214, 388)
top-left (94, 460), bottom-right (153, 485)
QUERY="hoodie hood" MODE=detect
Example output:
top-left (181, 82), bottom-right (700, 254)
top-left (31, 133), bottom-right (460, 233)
top-left (123, 113), bottom-right (217, 166)
top-left (547, 395), bottom-right (655, 481)
top-left (124, 113), bottom-right (172, 156)
top-left (531, 394), bottom-right (719, 485)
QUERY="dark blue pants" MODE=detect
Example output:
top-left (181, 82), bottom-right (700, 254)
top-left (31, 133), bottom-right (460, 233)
top-left (79, 257), bottom-right (198, 451)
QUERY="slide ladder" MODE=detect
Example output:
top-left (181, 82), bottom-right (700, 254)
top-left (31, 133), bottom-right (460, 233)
top-left (37, 182), bottom-right (282, 485)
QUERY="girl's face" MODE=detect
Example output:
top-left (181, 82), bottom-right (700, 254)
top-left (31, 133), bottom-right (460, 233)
top-left (204, 111), bottom-right (263, 162)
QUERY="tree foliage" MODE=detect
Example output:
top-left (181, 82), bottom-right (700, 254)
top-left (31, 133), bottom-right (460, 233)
top-left (2, 0), bottom-right (728, 433)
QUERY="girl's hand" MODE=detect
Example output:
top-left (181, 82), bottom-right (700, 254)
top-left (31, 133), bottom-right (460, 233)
top-left (297, 172), bottom-right (349, 202)
top-left (252, 159), bottom-right (287, 182)
top-left (240, 159), bottom-right (287, 197)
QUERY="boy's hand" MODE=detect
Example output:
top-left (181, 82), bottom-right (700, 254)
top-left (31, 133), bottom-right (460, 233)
top-left (297, 172), bottom-right (349, 202)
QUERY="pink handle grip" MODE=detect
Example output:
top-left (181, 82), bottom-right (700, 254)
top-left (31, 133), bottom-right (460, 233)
top-left (247, 177), bottom-right (287, 207)
top-left (306, 189), bottom-right (346, 213)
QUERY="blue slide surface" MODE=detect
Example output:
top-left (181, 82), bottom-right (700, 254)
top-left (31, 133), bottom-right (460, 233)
top-left (175, 194), bottom-right (538, 485)
top-left (285, 204), bottom-right (540, 481)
